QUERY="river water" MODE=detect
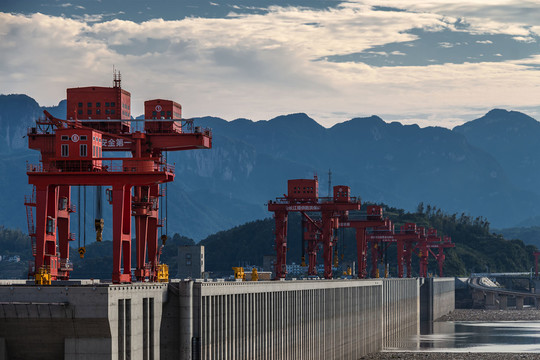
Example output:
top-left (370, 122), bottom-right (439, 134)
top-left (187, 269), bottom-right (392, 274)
top-left (386, 321), bottom-right (540, 353)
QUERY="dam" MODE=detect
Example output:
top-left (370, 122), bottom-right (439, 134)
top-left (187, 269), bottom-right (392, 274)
top-left (0, 277), bottom-right (454, 359)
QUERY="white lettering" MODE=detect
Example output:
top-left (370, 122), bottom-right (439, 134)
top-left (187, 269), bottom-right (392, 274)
top-left (285, 205), bottom-right (321, 211)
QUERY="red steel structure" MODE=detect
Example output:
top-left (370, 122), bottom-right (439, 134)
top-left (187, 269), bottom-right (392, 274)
top-left (414, 229), bottom-right (455, 278)
top-left (338, 205), bottom-right (391, 278)
top-left (267, 178), bottom-right (361, 279)
top-left (415, 228), bottom-right (441, 278)
top-left (26, 73), bottom-right (212, 283)
top-left (398, 223), bottom-right (422, 278)
top-left (432, 235), bottom-right (455, 277)
top-left (366, 223), bottom-right (421, 278)
top-left (268, 179), bottom-right (455, 279)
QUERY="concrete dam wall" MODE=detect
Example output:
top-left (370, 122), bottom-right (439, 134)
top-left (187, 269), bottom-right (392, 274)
top-left (0, 278), bottom-right (454, 359)
top-left (164, 278), bottom-right (452, 360)
top-left (420, 277), bottom-right (455, 323)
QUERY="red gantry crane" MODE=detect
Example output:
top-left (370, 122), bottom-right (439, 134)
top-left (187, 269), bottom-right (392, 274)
top-left (431, 235), bottom-right (455, 277)
top-left (338, 205), bottom-right (391, 278)
top-left (25, 73), bottom-right (212, 284)
top-left (414, 228), bottom-right (455, 278)
top-left (415, 228), bottom-right (441, 278)
top-left (267, 177), bottom-right (361, 279)
top-left (366, 222), bottom-right (420, 278)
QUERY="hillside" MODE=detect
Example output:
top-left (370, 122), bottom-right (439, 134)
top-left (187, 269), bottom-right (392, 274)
top-left (454, 109), bottom-right (540, 196)
top-left (200, 204), bottom-right (537, 278)
top-left (1, 201), bottom-right (536, 280)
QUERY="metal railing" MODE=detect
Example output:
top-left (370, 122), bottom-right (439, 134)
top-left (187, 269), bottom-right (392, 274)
top-left (269, 196), bottom-right (361, 205)
top-left (28, 118), bottom-right (212, 137)
top-left (26, 159), bottom-right (175, 174)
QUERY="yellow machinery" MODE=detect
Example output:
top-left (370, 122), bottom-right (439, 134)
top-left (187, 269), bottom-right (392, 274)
top-left (232, 267), bottom-right (245, 281)
top-left (157, 264), bottom-right (169, 282)
top-left (35, 267), bottom-right (51, 285)
top-left (251, 268), bottom-right (259, 281)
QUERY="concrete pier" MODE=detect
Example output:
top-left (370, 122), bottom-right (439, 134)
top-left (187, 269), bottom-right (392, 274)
top-left (420, 278), bottom-right (455, 323)
top-left (0, 282), bottom-right (167, 360)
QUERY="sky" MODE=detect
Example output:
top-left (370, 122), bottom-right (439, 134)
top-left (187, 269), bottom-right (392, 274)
top-left (1, 0), bottom-right (540, 128)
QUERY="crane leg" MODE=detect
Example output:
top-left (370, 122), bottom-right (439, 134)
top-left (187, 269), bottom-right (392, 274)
top-left (112, 184), bottom-right (132, 283)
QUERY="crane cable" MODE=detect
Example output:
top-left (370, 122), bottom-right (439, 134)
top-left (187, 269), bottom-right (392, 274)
top-left (78, 186), bottom-right (81, 249)
top-left (165, 151), bottom-right (168, 239)
top-left (78, 186), bottom-right (86, 258)
top-left (162, 151), bottom-right (168, 244)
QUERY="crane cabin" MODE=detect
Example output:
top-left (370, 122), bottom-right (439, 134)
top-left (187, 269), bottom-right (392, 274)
top-left (55, 128), bottom-right (102, 172)
top-left (66, 73), bottom-right (131, 134)
top-left (144, 99), bottom-right (182, 134)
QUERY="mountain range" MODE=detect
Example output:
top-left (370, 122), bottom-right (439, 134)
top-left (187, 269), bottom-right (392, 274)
top-left (2, 93), bottom-right (540, 241)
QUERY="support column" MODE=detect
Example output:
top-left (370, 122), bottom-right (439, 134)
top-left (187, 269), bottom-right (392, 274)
top-left (179, 281), bottom-right (194, 360)
top-left (516, 296), bottom-right (524, 310)
top-left (34, 184), bottom-right (58, 274)
top-left (57, 185), bottom-right (72, 279)
top-left (499, 295), bottom-right (507, 310)
top-left (396, 239), bottom-right (404, 278)
top-left (321, 211), bottom-right (333, 279)
top-left (534, 252), bottom-right (540, 279)
top-left (405, 242), bottom-right (413, 278)
top-left (134, 186), bottom-right (150, 281)
top-left (147, 184), bottom-right (160, 281)
top-left (437, 249), bottom-right (445, 277)
top-left (370, 241), bottom-right (379, 278)
top-left (356, 229), bottom-right (367, 278)
top-left (306, 227), bottom-right (318, 276)
top-left (274, 211), bottom-right (288, 279)
top-left (419, 244), bottom-right (428, 278)
top-left (112, 184), bottom-right (132, 283)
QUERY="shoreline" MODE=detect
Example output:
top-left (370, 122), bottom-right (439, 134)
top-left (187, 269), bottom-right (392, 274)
top-left (436, 308), bottom-right (540, 322)
top-left (362, 353), bottom-right (539, 359)
top-left (360, 309), bottom-right (540, 359)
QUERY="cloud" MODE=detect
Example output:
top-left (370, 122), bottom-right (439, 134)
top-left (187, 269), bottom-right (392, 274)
top-left (476, 40), bottom-right (493, 44)
top-left (439, 42), bottom-right (454, 48)
top-left (513, 36), bottom-right (536, 42)
top-left (1, 4), bottom-right (540, 129)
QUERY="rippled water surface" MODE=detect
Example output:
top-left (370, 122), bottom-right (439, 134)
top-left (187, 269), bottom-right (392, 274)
top-left (386, 321), bottom-right (540, 353)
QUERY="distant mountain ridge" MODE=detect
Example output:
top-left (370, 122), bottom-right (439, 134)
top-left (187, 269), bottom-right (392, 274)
top-left (2, 93), bottom-right (540, 239)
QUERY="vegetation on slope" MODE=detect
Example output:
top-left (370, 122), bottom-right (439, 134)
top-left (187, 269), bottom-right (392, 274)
top-left (382, 203), bottom-right (537, 276)
top-left (0, 228), bottom-right (194, 280)
top-left (0, 202), bottom-right (537, 279)
top-left (200, 203), bottom-right (538, 277)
